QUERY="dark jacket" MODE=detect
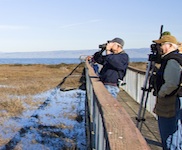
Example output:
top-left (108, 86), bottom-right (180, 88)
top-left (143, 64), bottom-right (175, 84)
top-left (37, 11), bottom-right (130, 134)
top-left (93, 51), bottom-right (129, 85)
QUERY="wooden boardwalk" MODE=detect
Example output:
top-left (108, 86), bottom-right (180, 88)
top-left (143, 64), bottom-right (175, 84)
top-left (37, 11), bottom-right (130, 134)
top-left (117, 89), bottom-right (163, 150)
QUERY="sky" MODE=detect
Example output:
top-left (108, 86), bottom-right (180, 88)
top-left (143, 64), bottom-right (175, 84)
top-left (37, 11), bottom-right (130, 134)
top-left (0, 0), bottom-right (182, 52)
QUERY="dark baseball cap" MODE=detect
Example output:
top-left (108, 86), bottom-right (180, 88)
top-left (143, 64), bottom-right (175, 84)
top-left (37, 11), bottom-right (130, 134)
top-left (109, 37), bottom-right (124, 46)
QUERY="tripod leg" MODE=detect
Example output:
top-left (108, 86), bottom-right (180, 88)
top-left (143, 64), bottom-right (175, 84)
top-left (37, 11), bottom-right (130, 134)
top-left (138, 90), bottom-right (150, 131)
top-left (136, 61), bottom-right (152, 128)
top-left (138, 61), bottom-right (156, 130)
top-left (136, 61), bottom-right (156, 130)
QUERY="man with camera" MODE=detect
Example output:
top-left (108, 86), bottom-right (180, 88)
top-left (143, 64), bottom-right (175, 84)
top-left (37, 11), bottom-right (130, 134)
top-left (152, 35), bottom-right (182, 150)
top-left (93, 37), bottom-right (129, 98)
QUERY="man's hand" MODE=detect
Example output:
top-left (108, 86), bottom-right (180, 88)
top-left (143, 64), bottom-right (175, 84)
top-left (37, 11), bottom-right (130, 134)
top-left (106, 43), bottom-right (113, 54)
top-left (106, 42), bottom-right (113, 51)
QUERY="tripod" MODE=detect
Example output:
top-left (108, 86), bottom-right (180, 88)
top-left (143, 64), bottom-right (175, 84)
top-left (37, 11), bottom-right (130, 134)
top-left (136, 25), bottom-right (164, 131)
top-left (136, 55), bottom-right (157, 131)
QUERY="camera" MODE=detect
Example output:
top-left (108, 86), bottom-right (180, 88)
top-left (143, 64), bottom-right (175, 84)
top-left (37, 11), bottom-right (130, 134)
top-left (151, 43), bottom-right (161, 54)
top-left (149, 43), bottom-right (162, 63)
top-left (117, 79), bottom-right (126, 88)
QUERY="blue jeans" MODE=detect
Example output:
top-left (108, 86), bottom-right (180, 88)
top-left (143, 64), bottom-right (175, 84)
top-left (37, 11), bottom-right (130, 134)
top-left (158, 116), bottom-right (177, 150)
top-left (158, 97), bottom-right (180, 150)
top-left (104, 85), bottom-right (120, 98)
top-left (166, 97), bottom-right (182, 150)
top-left (92, 64), bottom-right (99, 75)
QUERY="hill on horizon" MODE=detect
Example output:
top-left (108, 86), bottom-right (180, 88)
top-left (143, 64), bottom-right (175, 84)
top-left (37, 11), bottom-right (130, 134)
top-left (0, 48), bottom-right (151, 58)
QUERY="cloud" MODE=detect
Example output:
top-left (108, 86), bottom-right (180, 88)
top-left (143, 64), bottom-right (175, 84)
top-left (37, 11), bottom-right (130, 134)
top-left (0, 25), bottom-right (30, 30)
top-left (59, 19), bottom-right (101, 29)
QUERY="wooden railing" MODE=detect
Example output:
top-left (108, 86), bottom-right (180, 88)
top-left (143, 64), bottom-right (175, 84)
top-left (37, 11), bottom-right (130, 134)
top-left (85, 61), bottom-right (150, 150)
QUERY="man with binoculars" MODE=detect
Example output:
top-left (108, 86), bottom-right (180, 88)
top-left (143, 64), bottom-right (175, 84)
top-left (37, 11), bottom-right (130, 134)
top-left (93, 37), bottom-right (129, 98)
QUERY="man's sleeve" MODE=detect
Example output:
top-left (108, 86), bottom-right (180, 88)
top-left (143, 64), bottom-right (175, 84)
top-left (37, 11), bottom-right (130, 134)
top-left (158, 59), bottom-right (181, 97)
top-left (93, 52), bottom-right (105, 64)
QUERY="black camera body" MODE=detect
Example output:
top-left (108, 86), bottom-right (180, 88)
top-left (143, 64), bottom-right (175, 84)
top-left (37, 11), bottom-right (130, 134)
top-left (151, 44), bottom-right (161, 54)
top-left (149, 43), bottom-right (162, 63)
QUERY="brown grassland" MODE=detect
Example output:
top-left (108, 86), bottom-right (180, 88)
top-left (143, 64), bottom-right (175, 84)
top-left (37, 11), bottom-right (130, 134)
top-left (0, 63), bottom-right (85, 118)
top-left (129, 62), bottom-right (148, 71)
top-left (0, 62), bottom-right (148, 118)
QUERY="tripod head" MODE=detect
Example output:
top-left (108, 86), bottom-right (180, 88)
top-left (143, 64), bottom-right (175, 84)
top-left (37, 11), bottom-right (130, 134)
top-left (148, 25), bottom-right (164, 64)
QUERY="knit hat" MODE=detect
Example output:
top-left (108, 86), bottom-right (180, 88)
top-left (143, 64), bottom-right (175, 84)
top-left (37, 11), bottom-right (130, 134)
top-left (110, 38), bottom-right (124, 46)
top-left (162, 31), bottom-right (171, 36)
top-left (153, 35), bottom-right (177, 44)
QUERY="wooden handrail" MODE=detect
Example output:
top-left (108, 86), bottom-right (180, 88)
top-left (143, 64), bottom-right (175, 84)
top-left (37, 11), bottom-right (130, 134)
top-left (85, 60), bottom-right (151, 150)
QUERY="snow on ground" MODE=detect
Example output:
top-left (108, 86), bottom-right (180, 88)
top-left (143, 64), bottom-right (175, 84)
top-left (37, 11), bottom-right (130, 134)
top-left (0, 88), bottom-right (86, 150)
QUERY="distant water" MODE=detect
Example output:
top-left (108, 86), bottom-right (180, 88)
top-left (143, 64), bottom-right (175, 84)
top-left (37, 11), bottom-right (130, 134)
top-left (0, 58), bottom-right (80, 64)
top-left (0, 58), bottom-right (147, 64)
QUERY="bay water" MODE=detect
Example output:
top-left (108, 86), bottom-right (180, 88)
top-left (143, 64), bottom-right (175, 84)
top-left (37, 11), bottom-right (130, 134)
top-left (0, 58), bottom-right (147, 65)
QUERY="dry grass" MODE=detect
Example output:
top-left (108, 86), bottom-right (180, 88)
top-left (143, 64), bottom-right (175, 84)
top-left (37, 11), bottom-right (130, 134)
top-left (0, 62), bottom-right (149, 118)
top-left (0, 63), bottom-right (85, 117)
top-left (0, 97), bottom-right (24, 117)
top-left (129, 62), bottom-right (148, 71)
top-left (129, 62), bottom-right (161, 71)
